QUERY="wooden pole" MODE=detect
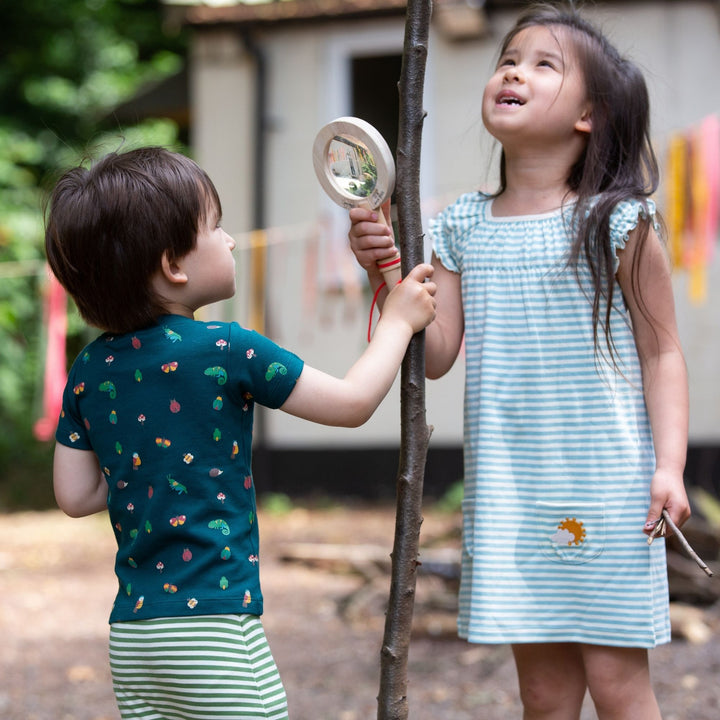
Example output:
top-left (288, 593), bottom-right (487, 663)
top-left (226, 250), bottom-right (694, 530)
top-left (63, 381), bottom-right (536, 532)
top-left (377, 2), bottom-right (433, 719)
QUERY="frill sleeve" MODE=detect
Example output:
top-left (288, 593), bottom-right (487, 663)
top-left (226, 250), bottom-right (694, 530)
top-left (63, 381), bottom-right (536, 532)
top-left (609, 199), bottom-right (660, 273)
top-left (428, 192), bottom-right (486, 274)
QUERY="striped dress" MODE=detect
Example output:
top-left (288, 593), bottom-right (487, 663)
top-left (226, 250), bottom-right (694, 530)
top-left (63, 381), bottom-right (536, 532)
top-left (430, 193), bottom-right (670, 648)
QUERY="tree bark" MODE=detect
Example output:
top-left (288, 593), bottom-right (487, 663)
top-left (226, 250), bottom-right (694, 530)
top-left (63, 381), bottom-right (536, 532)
top-left (377, 3), bottom-right (433, 719)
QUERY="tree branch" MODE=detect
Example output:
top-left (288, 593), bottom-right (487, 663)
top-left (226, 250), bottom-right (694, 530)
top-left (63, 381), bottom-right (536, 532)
top-left (377, 3), bottom-right (433, 720)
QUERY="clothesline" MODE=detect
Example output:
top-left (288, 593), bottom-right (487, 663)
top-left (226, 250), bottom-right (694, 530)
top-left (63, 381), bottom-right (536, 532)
top-left (7, 114), bottom-right (719, 299)
top-left (26, 117), bottom-right (720, 441)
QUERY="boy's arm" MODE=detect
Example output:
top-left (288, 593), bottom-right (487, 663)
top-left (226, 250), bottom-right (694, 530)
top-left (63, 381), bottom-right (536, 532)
top-left (617, 224), bottom-right (690, 534)
top-left (348, 207), bottom-right (464, 380)
top-left (53, 443), bottom-right (107, 517)
top-left (280, 263), bottom-right (436, 427)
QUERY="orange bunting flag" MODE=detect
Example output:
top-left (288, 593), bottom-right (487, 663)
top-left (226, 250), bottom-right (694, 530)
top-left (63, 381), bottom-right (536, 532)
top-left (664, 114), bottom-right (720, 304)
top-left (665, 134), bottom-right (687, 268)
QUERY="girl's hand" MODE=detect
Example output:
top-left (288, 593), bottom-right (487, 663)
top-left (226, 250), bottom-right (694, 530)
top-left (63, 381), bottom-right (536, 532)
top-left (381, 263), bottom-right (437, 335)
top-left (643, 466), bottom-right (691, 537)
top-left (349, 200), bottom-right (397, 277)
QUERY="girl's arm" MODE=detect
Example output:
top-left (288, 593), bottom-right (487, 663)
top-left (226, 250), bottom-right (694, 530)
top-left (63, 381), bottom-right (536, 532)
top-left (425, 253), bottom-right (464, 379)
top-left (617, 224), bottom-right (691, 534)
top-left (280, 263), bottom-right (436, 426)
top-left (53, 443), bottom-right (108, 517)
top-left (348, 206), bottom-right (464, 379)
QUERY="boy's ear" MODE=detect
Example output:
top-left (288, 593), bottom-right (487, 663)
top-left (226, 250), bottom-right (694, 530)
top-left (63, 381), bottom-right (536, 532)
top-left (575, 105), bottom-right (592, 135)
top-left (160, 251), bottom-right (188, 285)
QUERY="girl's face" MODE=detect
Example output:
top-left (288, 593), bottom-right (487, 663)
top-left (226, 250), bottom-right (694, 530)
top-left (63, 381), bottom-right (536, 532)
top-left (482, 24), bottom-right (592, 149)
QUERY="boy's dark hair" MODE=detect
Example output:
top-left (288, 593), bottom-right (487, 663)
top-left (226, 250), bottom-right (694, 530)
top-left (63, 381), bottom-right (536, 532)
top-left (45, 146), bottom-right (222, 335)
top-left (496, 3), bottom-right (660, 366)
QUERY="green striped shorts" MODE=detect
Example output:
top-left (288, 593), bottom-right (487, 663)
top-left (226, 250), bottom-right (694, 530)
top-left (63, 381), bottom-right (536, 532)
top-left (109, 614), bottom-right (288, 719)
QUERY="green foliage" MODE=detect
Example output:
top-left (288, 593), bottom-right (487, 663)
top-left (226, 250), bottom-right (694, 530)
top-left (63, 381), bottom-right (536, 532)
top-left (0, 0), bottom-right (188, 510)
top-left (433, 480), bottom-right (464, 513)
top-left (259, 493), bottom-right (295, 517)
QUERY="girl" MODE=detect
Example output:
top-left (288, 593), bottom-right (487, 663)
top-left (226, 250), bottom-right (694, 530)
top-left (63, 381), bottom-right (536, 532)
top-left (46, 146), bottom-right (436, 720)
top-left (349, 4), bottom-right (690, 719)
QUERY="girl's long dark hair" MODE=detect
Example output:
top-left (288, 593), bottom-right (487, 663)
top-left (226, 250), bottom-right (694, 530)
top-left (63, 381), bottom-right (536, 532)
top-left (496, 3), bottom-right (660, 365)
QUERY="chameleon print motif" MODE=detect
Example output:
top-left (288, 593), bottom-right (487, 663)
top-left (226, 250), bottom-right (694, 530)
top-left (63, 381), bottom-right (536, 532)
top-left (265, 362), bottom-right (287, 381)
top-left (99, 380), bottom-right (117, 399)
top-left (204, 366), bottom-right (228, 385)
top-left (208, 519), bottom-right (231, 536)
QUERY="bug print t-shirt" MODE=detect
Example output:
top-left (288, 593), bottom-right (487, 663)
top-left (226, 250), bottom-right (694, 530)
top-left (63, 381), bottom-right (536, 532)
top-left (55, 315), bottom-right (304, 623)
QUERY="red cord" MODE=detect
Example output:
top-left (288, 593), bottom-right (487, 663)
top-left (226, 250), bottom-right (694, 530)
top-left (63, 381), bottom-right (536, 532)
top-left (367, 278), bottom-right (402, 342)
top-left (367, 282), bottom-right (387, 342)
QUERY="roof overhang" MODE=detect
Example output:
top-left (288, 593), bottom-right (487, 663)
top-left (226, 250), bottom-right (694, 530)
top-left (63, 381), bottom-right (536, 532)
top-left (163, 0), bottom-right (411, 28)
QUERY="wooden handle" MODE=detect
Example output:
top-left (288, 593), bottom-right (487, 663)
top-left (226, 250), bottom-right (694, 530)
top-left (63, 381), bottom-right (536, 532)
top-left (367, 202), bottom-right (401, 286)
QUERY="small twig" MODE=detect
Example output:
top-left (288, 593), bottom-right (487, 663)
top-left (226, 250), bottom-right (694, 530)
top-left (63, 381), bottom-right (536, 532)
top-left (647, 516), bottom-right (666, 544)
top-left (653, 509), bottom-right (714, 578)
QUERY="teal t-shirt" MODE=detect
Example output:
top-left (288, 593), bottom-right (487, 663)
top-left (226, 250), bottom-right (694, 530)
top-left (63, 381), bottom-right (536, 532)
top-left (56, 315), bottom-right (304, 623)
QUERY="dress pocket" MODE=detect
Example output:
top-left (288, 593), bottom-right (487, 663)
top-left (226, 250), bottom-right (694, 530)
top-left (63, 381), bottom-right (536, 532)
top-left (536, 501), bottom-right (605, 564)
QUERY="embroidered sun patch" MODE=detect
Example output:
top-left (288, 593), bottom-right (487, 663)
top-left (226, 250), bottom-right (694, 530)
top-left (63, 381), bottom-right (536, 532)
top-left (550, 517), bottom-right (587, 546)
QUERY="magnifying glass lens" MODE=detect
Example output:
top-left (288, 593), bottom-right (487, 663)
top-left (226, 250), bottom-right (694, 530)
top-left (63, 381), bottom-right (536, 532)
top-left (328, 135), bottom-right (378, 199)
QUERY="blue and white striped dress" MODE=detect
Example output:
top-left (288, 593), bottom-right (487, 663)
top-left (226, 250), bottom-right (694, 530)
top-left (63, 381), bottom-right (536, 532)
top-left (430, 193), bottom-right (670, 648)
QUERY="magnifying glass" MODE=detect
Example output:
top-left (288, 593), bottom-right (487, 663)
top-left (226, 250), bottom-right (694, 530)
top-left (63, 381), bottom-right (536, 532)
top-left (312, 116), bottom-right (401, 284)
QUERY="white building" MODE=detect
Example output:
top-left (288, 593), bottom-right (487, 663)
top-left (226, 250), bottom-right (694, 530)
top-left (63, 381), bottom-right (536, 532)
top-left (159, 0), bottom-right (720, 497)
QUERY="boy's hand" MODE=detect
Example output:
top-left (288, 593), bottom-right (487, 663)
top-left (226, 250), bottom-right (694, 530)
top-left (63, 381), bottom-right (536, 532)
top-left (349, 200), bottom-right (397, 277)
top-left (381, 263), bottom-right (437, 335)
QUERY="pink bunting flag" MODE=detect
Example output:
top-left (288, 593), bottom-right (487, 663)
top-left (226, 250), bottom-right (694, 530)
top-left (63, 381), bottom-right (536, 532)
top-left (33, 269), bottom-right (67, 442)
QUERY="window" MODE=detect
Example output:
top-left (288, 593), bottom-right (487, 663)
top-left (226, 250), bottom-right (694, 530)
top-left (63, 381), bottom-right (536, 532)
top-left (351, 54), bottom-right (403, 166)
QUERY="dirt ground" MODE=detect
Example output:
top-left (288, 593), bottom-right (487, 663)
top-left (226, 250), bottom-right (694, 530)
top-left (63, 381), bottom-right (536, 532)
top-left (1, 504), bottom-right (719, 720)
